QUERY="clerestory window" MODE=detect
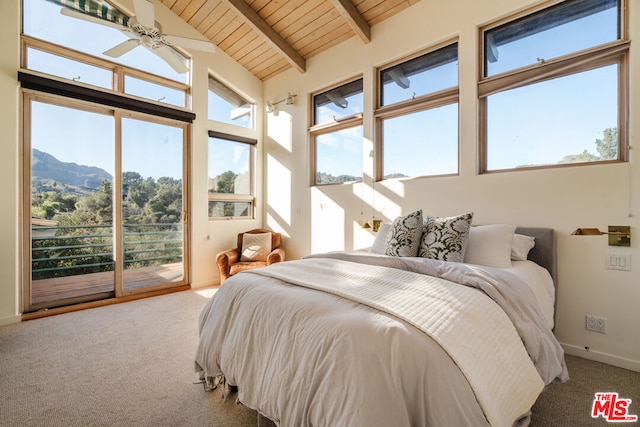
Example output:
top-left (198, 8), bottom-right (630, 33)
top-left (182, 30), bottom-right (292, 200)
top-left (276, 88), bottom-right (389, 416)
top-left (310, 78), bottom-right (364, 185)
top-left (208, 75), bottom-right (255, 129)
top-left (479, 0), bottom-right (628, 172)
top-left (376, 42), bottom-right (459, 180)
top-left (22, 0), bottom-right (191, 107)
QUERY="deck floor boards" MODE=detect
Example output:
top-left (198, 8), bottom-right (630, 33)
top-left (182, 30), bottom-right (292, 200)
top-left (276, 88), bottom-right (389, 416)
top-left (31, 263), bottom-right (184, 305)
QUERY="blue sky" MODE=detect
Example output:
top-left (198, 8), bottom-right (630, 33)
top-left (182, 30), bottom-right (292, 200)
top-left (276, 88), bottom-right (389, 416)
top-left (24, 0), bottom-right (620, 181)
top-left (25, 0), bottom-right (186, 181)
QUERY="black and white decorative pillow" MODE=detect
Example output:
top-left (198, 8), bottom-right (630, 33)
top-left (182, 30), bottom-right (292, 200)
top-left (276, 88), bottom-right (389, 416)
top-left (418, 212), bottom-right (474, 262)
top-left (384, 209), bottom-right (423, 257)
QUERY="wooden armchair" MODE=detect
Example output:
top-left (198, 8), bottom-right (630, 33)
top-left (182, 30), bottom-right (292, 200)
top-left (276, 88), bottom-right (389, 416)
top-left (216, 229), bottom-right (285, 283)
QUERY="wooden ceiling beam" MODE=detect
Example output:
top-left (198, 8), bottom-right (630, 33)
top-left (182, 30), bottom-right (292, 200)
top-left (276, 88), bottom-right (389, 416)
top-left (328, 0), bottom-right (370, 43)
top-left (221, 0), bottom-right (306, 73)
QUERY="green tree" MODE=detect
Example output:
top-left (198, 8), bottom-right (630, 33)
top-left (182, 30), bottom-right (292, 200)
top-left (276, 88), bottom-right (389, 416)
top-left (595, 127), bottom-right (618, 160)
top-left (560, 127), bottom-right (618, 164)
top-left (559, 149), bottom-right (599, 164)
top-left (123, 172), bottom-right (156, 209)
top-left (32, 191), bottom-right (77, 219)
top-left (215, 170), bottom-right (237, 193)
top-left (59, 179), bottom-right (113, 225)
top-left (144, 177), bottom-right (182, 223)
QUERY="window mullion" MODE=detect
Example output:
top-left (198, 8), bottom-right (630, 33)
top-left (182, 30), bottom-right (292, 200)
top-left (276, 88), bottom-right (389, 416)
top-left (309, 115), bottom-right (363, 134)
top-left (375, 88), bottom-right (459, 120)
top-left (479, 40), bottom-right (629, 98)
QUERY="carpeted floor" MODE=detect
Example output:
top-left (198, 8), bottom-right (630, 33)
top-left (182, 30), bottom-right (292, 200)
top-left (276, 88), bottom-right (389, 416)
top-left (0, 288), bottom-right (638, 426)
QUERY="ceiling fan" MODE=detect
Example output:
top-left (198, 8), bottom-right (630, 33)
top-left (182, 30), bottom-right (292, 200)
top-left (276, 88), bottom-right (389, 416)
top-left (59, 0), bottom-right (216, 74)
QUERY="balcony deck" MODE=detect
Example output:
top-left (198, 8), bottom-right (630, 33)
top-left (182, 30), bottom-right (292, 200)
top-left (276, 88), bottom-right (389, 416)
top-left (31, 262), bottom-right (184, 305)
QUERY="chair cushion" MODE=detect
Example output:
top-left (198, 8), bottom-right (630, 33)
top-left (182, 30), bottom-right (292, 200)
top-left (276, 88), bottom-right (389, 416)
top-left (240, 232), bottom-right (272, 262)
top-left (230, 261), bottom-right (268, 276)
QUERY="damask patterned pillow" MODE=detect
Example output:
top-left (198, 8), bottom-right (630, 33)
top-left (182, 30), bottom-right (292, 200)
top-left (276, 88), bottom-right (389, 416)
top-left (418, 212), bottom-right (474, 262)
top-left (384, 209), bottom-right (423, 257)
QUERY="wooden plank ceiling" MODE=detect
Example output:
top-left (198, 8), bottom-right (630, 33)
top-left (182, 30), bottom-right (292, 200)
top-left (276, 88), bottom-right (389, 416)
top-left (160, 0), bottom-right (421, 80)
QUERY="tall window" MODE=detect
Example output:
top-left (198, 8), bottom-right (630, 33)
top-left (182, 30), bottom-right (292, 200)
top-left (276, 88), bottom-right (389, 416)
top-left (376, 42), bottom-right (459, 180)
top-left (208, 75), bottom-right (254, 129)
top-left (21, 0), bottom-right (192, 312)
top-left (479, 0), bottom-right (628, 172)
top-left (310, 78), bottom-right (364, 185)
top-left (208, 132), bottom-right (256, 219)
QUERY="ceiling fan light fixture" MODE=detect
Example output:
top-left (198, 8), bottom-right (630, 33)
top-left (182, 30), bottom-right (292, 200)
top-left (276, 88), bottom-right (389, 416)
top-left (59, 0), bottom-right (215, 74)
top-left (140, 34), bottom-right (153, 47)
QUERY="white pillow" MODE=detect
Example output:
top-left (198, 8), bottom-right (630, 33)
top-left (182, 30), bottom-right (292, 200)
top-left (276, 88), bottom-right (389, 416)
top-left (240, 232), bottom-right (272, 262)
top-left (371, 222), bottom-right (391, 254)
top-left (464, 224), bottom-right (516, 268)
top-left (511, 233), bottom-right (535, 261)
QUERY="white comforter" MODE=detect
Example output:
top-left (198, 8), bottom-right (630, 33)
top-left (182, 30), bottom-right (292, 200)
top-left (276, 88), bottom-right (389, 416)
top-left (195, 253), bottom-right (568, 427)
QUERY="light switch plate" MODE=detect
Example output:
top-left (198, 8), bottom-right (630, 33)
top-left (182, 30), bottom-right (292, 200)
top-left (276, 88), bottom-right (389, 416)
top-left (606, 253), bottom-right (631, 271)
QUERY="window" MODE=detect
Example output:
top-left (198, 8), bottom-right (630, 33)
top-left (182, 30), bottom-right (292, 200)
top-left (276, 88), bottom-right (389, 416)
top-left (20, 0), bottom-right (193, 312)
top-left (208, 132), bottom-right (256, 219)
top-left (480, 0), bottom-right (628, 172)
top-left (208, 75), bottom-right (254, 129)
top-left (377, 43), bottom-right (459, 180)
top-left (23, 0), bottom-right (189, 83)
top-left (310, 79), bottom-right (364, 185)
top-left (22, 0), bottom-right (190, 107)
top-left (26, 47), bottom-right (113, 89)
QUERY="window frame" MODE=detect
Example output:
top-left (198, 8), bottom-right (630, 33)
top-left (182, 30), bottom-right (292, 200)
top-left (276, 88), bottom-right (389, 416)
top-left (375, 40), bottom-right (460, 181)
top-left (478, 0), bottom-right (629, 174)
top-left (22, 0), bottom-right (190, 84)
top-left (207, 74), bottom-right (255, 130)
top-left (21, 36), bottom-right (192, 110)
top-left (19, 0), bottom-right (194, 312)
top-left (207, 131), bottom-right (257, 220)
top-left (309, 76), bottom-right (364, 186)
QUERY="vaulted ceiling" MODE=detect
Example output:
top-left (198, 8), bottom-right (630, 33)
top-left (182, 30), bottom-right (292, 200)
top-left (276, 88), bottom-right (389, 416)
top-left (160, 0), bottom-right (420, 80)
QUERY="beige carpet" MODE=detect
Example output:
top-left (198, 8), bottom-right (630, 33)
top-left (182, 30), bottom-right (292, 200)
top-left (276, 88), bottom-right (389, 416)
top-left (1, 288), bottom-right (638, 426)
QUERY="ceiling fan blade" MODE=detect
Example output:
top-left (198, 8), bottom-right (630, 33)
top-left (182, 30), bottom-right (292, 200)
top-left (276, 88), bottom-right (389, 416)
top-left (163, 34), bottom-right (216, 53)
top-left (103, 39), bottom-right (140, 58)
top-left (60, 7), bottom-right (128, 31)
top-left (149, 45), bottom-right (189, 74)
top-left (132, 0), bottom-right (155, 28)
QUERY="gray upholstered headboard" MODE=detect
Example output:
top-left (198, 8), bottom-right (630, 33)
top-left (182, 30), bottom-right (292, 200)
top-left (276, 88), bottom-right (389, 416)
top-left (515, 227), bottom-right (556, 285)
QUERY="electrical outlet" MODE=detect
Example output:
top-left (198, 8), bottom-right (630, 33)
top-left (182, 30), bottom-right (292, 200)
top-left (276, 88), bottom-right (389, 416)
top-left (586, 315), bottom-right (607, 333)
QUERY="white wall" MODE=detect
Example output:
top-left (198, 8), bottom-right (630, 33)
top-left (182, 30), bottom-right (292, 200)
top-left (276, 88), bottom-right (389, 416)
top-left (0, 0), bottom-right (21, 326)
top-left (0, 0), bottom-right (263, 325)
top-left (159, 1), bottom-right (266, 289)
top-left (263, 0), bottom-right (640, 371)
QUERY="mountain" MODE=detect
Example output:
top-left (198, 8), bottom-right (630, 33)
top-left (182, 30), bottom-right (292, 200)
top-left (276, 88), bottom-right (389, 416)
top-left (32, 149), bottom-right (112, 194)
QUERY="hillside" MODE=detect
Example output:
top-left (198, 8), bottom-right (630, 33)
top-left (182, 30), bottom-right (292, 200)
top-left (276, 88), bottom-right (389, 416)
top-left (32, 149), bottom-right (112, 195)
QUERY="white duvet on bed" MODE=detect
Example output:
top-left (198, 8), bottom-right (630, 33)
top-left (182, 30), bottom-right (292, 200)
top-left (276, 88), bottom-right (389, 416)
top-left (507, 260), bottom-right (556, 329)
top-left (358, 249), bottom-right (557, 329)
top-left (247, 258), bottom-right (544, 427)
top-left (195, 252), bottom-right (568, 427)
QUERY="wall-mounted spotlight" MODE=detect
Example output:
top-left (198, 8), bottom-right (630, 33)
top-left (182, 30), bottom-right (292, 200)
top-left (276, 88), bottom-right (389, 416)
top-left (266, 92), bottom-right (297, 113)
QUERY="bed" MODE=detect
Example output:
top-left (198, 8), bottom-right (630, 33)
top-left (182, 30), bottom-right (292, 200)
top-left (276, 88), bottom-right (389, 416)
top-left (195, 215), bottom-right (568, 427)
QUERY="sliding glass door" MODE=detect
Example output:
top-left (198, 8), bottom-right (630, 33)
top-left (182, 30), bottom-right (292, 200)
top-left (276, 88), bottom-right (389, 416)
top-left (24, 94), bottom-right (189, 311)
top-left (28, 99), bottom-right (116, 306)
top-left (121, 117), bottom-right (186, 293)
